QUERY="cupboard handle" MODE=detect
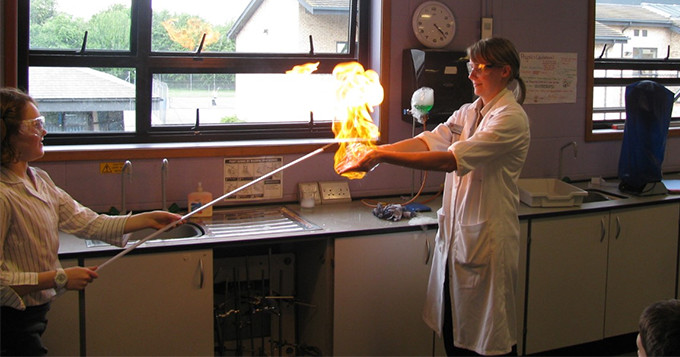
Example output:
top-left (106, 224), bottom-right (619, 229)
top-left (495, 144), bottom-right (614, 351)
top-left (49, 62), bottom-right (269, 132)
top-left (600, 218), bottom-right (606, 242)
top-left (425, 238), bottom-right (431, 265)
top-left (198, 258), bottom-right (204, 289)
top-left (615, 216), bottom-right (621, 239)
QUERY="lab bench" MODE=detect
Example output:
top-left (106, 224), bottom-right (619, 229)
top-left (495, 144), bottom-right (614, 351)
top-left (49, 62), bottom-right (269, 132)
top-left (46, 189), bottom-right (680, 356)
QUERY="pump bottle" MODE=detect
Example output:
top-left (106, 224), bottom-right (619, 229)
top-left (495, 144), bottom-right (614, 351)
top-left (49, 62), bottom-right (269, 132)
top-left (188, 182), bottom-right (213, 217)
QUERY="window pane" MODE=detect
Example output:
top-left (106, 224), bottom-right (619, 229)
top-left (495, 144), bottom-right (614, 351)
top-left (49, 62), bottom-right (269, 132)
top-left (151, 0), bottom-right (351, 54)
top-left (29, 67), bottom-right (136, 133)
top-left (29, 0), bottom-right (131, 51)
top-left (151, 72), bottom-right (337, 126)
top-left (595, 3), bottom-right (677, 60)
top-left (669, 86), bottom-right (680, 119)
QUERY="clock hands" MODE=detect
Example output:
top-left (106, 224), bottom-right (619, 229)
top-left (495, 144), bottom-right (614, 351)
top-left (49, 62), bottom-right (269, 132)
top-left (434, 23), bottom-right (447, 38)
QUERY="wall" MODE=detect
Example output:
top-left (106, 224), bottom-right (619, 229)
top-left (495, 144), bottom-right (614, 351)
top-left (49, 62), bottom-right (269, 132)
top-left (31, 0), bottom-right (680, 213)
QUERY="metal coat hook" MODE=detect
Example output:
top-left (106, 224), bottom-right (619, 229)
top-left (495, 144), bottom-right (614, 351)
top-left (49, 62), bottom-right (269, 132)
top-left (79, 31), bottom-right (88, 53)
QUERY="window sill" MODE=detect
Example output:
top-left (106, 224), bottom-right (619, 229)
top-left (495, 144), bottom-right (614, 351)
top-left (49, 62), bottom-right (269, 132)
top-left (38, 139), bottom-right (338, 162)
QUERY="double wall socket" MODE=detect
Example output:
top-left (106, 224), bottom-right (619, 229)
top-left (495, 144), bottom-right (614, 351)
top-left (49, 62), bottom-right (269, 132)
top-left (298, 181), bottom-right (352, 205)
top-left (318, 181), bottom-right (352, 204)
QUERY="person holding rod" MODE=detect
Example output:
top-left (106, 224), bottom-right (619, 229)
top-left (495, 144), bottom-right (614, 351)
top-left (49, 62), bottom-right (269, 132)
top-left (1, 87), bottom-right (183, 356)
top-left (339, 37), bottom-right (530, 356)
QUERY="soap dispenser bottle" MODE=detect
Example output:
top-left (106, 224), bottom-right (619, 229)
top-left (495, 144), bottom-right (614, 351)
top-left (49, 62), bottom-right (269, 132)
top-left (188, 182), bottom-right (213, 217)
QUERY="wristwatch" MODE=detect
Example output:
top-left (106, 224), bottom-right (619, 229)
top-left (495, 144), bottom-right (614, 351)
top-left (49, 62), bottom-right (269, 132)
top-left (54, 268), bottom-right (68, 290)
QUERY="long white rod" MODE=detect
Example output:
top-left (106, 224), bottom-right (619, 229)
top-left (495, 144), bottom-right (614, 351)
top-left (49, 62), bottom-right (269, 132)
top-left (98, 143), bottom-right (333, 271)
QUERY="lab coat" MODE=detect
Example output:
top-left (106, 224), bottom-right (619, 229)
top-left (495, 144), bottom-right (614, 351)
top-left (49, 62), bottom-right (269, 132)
top-left (418, 89), bottom-right (530, 355)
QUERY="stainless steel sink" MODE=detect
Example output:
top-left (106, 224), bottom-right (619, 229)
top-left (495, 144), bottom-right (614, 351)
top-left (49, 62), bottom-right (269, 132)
top-left (582, 189), bottom-right (627, 203)
top-left (205, 206), bottom-right (321, 239)
top-left (86, 222), bottom-right (205, 248)
top-left (86, 206), bottom-right (320, 247)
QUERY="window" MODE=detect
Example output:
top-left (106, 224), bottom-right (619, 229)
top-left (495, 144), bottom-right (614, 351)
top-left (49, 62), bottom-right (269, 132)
top-left (19, 0), bottom-right (369, 145)
top-left (588, 0), bottom-right (680, 140)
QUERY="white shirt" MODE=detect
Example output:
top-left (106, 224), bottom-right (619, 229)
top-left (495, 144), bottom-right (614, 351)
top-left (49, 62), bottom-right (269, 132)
top-left (419, 89), bottom-right (530, 355)
top-left (0, 166), bottom-right (129, 310)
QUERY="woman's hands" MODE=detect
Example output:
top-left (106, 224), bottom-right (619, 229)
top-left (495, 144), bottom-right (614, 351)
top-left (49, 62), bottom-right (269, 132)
top-left (63, 266), bottom-right (99, 290)
top-left (11, 266), bottom-right (100, 296)
top-left (337, 147), bottom-right (381, 175)
top-left (124, 211), bottom-right (184, 233)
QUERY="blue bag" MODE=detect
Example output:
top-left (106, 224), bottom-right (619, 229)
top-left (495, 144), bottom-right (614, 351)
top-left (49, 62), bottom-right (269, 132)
top-left (618, 80), bottom-right (673, 194)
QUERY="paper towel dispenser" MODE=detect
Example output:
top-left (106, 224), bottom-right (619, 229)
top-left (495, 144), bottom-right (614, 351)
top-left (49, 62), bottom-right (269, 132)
top-left (402, 49), bottom-right (473, 126)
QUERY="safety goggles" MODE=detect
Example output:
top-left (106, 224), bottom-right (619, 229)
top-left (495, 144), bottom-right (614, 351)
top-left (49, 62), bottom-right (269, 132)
top-left (466, 62), bottom-right (499, 75)
top-left (19, 116), bottom-right (46, 135)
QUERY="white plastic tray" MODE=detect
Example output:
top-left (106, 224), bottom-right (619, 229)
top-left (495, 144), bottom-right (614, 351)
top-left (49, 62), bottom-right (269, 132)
top-left (518, 178), bottom-right (588, 207)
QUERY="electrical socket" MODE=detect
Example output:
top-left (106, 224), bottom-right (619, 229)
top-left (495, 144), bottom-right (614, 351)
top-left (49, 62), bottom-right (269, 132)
top-left (318, 181), bottom-right (352, 204)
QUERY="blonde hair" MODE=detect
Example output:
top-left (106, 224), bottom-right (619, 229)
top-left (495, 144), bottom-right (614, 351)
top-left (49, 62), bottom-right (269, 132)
top-left (1, 88), bottom-right (37, 166)
top-left (467, 37), bottom-right (526, 104)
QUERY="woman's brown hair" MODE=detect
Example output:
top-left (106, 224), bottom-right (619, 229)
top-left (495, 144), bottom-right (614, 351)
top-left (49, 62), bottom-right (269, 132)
top-left (1, 88), bottom-right (37, 166)
top-left (467, 37), bottom-right (526, 104)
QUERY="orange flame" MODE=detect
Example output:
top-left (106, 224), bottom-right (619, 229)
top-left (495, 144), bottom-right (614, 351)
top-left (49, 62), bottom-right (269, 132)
top-left (331, 62), bottom-right (383, 180)
top-left (286, 62), bottom-right (320, 74)
top-left (285, 61), bottom-right (383, 180)
top-left (161, 18), bottom-right (220, 50)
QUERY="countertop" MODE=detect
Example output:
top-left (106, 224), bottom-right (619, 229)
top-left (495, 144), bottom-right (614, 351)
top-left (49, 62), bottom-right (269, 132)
top-left (58, 178), bottom-right (680, 258)
top-left (58, 195), bottom-right (442, 258)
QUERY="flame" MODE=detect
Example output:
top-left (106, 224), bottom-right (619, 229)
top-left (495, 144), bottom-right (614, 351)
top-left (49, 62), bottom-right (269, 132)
top-left (162, 18), bottom-right (220, 50)
top-left (331, 62), bottom-right (383, 180)
top-left (284, 61), bottom-right (383, 180)
top-left (286, 62), bottom-right (320, 74)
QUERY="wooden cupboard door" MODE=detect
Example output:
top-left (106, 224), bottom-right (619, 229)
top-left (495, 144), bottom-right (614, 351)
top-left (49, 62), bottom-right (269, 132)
top-left (525, 213), bottom-right (609, 354)
top-left (84, 250), bottom-right (213, 356)
top-left (334, 230), bottom-right (435, 356)
top-left (605, 204), bottom-right (679, 337)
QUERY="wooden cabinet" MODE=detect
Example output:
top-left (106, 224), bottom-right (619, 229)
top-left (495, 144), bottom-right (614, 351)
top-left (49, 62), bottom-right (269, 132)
top-left (83, 250), bottom-right (213, 356)
top-left (42, 258), bottom-right (81, 356)
top-left (333, 230), bottom-right (436, 356)
top-left (524, 203), bottom-right (679, 354)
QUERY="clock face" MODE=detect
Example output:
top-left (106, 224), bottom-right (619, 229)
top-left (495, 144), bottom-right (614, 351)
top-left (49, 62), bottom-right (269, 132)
top-left (412, 1), bottom-right (456, 48)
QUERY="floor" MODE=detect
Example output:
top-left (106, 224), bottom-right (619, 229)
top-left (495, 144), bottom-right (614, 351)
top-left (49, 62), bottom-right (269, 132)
top-left (526, 333), bottom-right (637, 356)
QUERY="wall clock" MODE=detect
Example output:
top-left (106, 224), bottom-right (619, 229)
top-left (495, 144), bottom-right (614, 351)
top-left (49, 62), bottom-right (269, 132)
top-left (412, 1), bottom-right (456, 49)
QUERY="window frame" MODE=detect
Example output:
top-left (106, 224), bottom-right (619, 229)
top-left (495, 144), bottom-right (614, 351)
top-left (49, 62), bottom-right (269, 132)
top-left (587, 0), bottom-right (680, 142)
top-left (17, 0), bottom-right (371, 146)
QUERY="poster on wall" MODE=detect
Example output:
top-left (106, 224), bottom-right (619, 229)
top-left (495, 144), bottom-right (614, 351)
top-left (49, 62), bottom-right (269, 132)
top-left (520, 52), bottom-right (577, 104)
top-left (223, 156), bottom-right (283, 201)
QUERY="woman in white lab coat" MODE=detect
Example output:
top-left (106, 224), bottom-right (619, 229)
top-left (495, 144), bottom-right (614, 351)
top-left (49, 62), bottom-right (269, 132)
top-left (338, 37), bottom-right (530, 355)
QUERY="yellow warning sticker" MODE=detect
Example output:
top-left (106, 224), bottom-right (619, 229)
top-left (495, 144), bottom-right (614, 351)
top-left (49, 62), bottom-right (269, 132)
top-left (100, 162), bottom-right (126, 174)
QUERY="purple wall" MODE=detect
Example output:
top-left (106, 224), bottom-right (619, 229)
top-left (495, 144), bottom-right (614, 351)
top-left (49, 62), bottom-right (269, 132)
top-left (34, 0), bottom-right (680, 212)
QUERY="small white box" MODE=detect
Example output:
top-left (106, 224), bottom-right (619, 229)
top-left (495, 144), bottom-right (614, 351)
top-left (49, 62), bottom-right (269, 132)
top-left (518, 178), bottom-right (587, 207)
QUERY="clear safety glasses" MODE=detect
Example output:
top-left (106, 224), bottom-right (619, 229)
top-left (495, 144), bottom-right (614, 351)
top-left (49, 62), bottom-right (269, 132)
top-left (19, 116), bottom-right (46, 135)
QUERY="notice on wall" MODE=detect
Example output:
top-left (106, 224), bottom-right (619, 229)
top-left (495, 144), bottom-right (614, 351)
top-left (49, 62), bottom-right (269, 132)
top-left (520, 52), bottom-right (577, 104)
top-left (223, 156), bottom-right (283, 201)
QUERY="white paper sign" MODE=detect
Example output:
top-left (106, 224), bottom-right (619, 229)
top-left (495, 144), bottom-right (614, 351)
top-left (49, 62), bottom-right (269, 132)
top-left (223, 156), bottom-right (283, 201)
top-left (520, 52), bottom-right (577, 104)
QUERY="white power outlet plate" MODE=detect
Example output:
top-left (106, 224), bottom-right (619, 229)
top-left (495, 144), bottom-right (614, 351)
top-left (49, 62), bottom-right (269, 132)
top-left (298, 182), bottom-right (321, 205)
top-left (319, 181), bottom-right (352, 204)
